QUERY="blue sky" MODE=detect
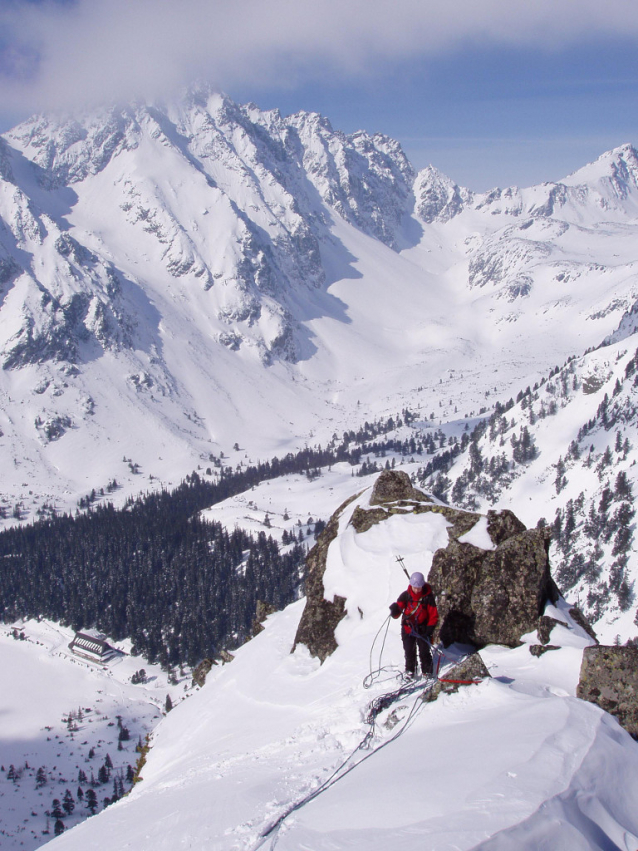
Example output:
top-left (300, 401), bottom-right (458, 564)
top-left (1, 0), bottom-right (638, 190)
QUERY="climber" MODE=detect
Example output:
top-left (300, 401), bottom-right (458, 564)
top-left (389, 571), bottom-right (438, 678)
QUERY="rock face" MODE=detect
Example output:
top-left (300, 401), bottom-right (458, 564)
top-left (577, 646), bottom-right (638, 737)
top-left (429, 517), bottom-right (558, 648)
top-left (292, 493), bottom-right (360, 662)
top-left (191, 658), bottom-right (215, 688)
top-left (293, 470), bottom-right (560, 662)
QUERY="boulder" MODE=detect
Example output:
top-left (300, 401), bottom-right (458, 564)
top-left (369, 469), bottom-right (432, 505)
top-left (425, 651), bottom-right (490, 700)
top-left (429, 523), bottom-right (558, 648)
top-left (577, 645), bottom-right (638, 737)
top-left (537, 615), bottom-right (563, 645)
top-left (191, 658), bottom-right (215, 688)
top-left (569, 606), bottom-right (598, 644)
top-left (443, 651), bottom-right (491, 683)
top-left (251, 600), bottom-right (277, 637)
top-left (529, 644), bottom-right (560, 657)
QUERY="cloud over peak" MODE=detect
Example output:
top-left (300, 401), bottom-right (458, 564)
top-left (2, 0), bottom-right (638, 115)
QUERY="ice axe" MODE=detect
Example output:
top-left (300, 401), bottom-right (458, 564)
top-left (395, 555), bottom-right (410, 580)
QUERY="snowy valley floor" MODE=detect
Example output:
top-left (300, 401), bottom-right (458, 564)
top-left (0, 620), bottom-right (184, 850)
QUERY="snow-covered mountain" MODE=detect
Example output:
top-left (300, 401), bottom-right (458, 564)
top-left (2, 86), bottom-right (638, 522)
top-left (28, 474), bottom-right (638, 851)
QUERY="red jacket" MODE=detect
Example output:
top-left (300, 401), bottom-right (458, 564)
top-left (392, 584), bottom-right (438, 636)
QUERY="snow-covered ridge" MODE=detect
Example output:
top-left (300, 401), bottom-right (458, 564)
top-left (37, 476), bottom-right (638, 851)
top-left (414, 142), bottom-right (638, 224)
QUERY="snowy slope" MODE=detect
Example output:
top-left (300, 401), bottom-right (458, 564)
top-left (38, 478), bottom-right (638, 851)
top-left (0, 619), bottom-right (182, 850)
top-left (417, 335), bottom-right (638, 644)
top-left (2, 89), bottom-right (638, 521)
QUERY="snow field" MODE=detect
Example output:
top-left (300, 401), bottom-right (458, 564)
top-left (0, 619), bottom-right (184, 850)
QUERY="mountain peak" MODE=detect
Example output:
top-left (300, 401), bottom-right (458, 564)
top-left (413, 164), bottom-right (473, 223)
top-left (561, 142), bottom-right (638, 191)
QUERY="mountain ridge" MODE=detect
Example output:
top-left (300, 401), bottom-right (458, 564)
top-left (1, 88), bottom-right (638, 528)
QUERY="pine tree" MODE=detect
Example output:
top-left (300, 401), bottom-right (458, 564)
top-left (85, 788), bottom-right (98, 813)
top-left (62, 789), bottom-right (75, 815)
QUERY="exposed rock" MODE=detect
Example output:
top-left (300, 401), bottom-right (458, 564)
top-left (429, 525), bottom-right (558, 648)
top-left (292, 493), bottom-right (360, 662)
top-left (219, 649), bottom-right (235, 664)
top-left (425, 651), bottom-right (490, 701)
top-left (577, 645), bottom-right (638, 737)
top-left (537, 615), bottom-right (564, 645)
top-left (529, 644), bottom-right (560, 657)
top-left (486, 509), bottom-right (527, 545)
top-left (251, 600), bottom-right (277, 637)
top-left (350, 506), bottom-right (388, 533)
top-left (569, 606), bottom-right (598, 644)
top-left (444, 652), bottom-right (491, 683)
top-left (369, 469), bottom-right (431, 505)
top-left (293, 470), bottom-right (560, 662)
top-left (191, 658), bottom-right (215, 688)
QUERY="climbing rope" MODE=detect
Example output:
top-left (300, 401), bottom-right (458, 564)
top-left (249, 616), bottom-right (462, 851)
top-left (251, 675), bottom-right (436, 850)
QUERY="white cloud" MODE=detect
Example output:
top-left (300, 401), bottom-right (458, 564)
top-left (1, 0), bottom-right (638, 113)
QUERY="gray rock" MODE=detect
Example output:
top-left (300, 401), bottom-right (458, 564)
top-left (251, 600), bottom-right (277, 637)
top-left (486, 509), bottom-right (527, 545)
top-left (292, 493), bottom-right (360, 662)
top-left (537, 615), bottom-right (563, 645)
top-left (293, 470), bottom-right (560, 662)
top-left (425, 652), bottom-right (490, 701)
top-left (578, 645), bottom-right (638, 737)
top-left (443, 652), bottom-right (491, 683)
top-left (569, 606), bottom-right (598, 643)
top-left (369, 469), bottom-right (432, 505)
top-left (429, 524), bottom-right (558, 648)
top-left (191, 658), bottom-right (215, 688)
top-left (529, 644), bottom-right (560, 657)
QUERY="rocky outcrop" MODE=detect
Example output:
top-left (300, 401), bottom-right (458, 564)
top-left (529, 644), bottom-right (560, 657)
top-left (251, 600), bottom-right (277, 637)
top-left (577, 645), bottom-right (638, 737)
top-left (292, 493), bottom-right (360, 662)
top-left (293, 470), bottom-right (560, 662)
top-left (568, 607), bottom-right (598, 643)
top-left (537, 615), bottom-right (564, 645)
top-left (429, 522), bottom-right (558, 648)
top-left (369, 469), bottom-right (432, 505)
top-left (191, 658), bottom-right (215, 688)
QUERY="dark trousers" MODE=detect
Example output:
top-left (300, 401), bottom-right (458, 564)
top-left (402, 631), bottom-right (432, 675)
